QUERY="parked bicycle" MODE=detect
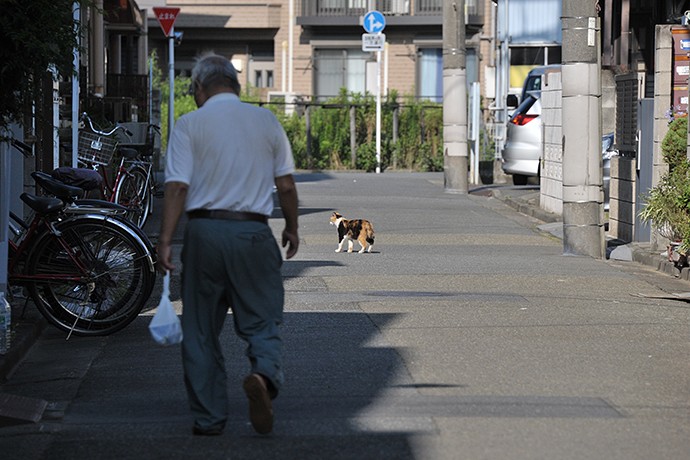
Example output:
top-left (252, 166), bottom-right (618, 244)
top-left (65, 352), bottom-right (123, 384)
top-left (31, 170), bottom-right (156, 256)
top-left (54, 113), bottom-right (158, 228)
top-left (7, 139), bottom-right (157, 337)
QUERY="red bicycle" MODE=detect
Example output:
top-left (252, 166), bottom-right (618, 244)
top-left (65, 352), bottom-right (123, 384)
top-left (7, 139), bottom-right (156, 337)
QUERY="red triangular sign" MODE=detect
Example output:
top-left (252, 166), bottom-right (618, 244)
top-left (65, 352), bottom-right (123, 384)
top-left (153, 7), bottom-right (180, 37)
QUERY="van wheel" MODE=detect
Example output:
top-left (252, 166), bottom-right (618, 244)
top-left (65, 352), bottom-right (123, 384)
top-left (512, 174), bottom-right (528, 186)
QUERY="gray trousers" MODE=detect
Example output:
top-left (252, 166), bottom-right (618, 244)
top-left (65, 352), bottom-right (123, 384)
top-left (180, 218), bottom-right (284, 429)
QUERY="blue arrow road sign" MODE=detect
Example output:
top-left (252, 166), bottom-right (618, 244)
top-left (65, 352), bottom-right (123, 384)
top-left (363, 10), bottom-right (385, 34)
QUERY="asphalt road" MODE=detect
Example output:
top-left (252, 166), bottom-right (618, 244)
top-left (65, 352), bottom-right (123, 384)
top-left (1, 172), bottom-right (689, 459)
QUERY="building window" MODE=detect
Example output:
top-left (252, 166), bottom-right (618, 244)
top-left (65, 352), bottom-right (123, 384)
top-left (510, 45), bottom-right (562, 66)
top-left (314, 48), bottom-right (368, 100)
top-left (418, 48), bottom-right (442, 102)
top-left (509, 45), bottom-right (561, 89)
top-left (248, 50), bottom-right (274, 90)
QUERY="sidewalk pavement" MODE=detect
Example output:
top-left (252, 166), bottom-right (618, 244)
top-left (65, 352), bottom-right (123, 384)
top-left (486, 186), bottom-right (685, 279)
top-left (1, 173), bottom-right (689, 459)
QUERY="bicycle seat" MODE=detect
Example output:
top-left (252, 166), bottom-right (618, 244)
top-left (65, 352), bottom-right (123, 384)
top-left (119, 147), bottom-right (139, 160)
top-left (32, 171), bottom-right (84, 202)
top-left (20, 193), bottom-right (64, 215)
top-left (51, 167), bottom-right (102, 191)
top-left (74, 199), bottom-right (128, 211)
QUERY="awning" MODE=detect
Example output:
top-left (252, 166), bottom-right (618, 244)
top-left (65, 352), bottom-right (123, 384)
top-left (104, 0), bottom-right (145, 32)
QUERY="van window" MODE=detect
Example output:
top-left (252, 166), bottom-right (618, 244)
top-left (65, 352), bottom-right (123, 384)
top-left (524, 76), bottom-right (542, 93)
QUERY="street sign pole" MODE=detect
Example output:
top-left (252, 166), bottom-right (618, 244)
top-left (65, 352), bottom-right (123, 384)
top-left (168, 25), bottom-right (175, 146)
top-left (153, 7), bottom-right (180, 146)
top-left (376, 49), bottom-right (381, 174)
top-left (363, 11), bottom-right (386, 174)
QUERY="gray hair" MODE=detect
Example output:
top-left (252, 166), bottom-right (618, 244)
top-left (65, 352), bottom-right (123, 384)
top-left (191, 53), bottom-right (241, 94)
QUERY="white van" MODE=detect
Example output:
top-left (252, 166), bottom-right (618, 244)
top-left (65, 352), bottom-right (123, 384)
top-left (520, 64), bottom-right (561, 102)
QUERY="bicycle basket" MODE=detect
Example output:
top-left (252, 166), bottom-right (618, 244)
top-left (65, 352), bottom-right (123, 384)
top-left (78, 131), bottom-right (117, 165)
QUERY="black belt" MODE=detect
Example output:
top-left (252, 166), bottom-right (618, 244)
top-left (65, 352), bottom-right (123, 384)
top-left (187, 209), bottom-right (268, 224)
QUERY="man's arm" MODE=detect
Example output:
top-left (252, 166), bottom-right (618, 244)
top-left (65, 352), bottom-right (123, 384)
top-left (274, 174), bottom-right (299, 259)
top-left (157, 181), bottom-right (188, 273)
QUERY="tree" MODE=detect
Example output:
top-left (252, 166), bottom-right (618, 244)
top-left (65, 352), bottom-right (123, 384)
top-left (0, 0), bottom-right (86, 133)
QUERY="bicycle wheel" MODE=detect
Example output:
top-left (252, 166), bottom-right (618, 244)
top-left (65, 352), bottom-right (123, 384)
top-left (26, 215), bottom-right (156, 336)
top-left (114, 167), bottom-right (151, 228)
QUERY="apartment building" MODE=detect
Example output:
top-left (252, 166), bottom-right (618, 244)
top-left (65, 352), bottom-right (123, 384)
top-left (141, 0), bottom-right (489, 102)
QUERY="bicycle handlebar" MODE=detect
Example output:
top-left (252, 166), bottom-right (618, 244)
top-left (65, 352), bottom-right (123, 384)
top-left (80, 112), bottom-right (133, 138)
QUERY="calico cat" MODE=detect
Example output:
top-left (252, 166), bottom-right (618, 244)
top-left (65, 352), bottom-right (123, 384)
top-left (329, 212), bottom-right (375, 253)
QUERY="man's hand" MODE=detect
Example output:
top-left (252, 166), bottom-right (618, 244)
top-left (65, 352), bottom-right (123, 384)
top-left (157, 181), bottom-right (188, 274)
top-left (156, 241), bottom-right (175, 274)
top-left (282, 228), bottom-right (299, 260)
top-left (275, 174), bottom-right (299, 259)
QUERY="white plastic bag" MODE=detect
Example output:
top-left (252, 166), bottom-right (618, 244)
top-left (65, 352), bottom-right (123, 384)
top-left (149, 272), bottom-right (183, 345)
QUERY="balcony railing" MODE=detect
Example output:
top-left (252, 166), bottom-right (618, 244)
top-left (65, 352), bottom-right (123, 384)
top-left (300, 0), bottom-right (367, 16)
top-left (300, 1), bottom-right (444, 17)
top-left (299, 1), bottom-right (481, 21)
top-left (417, 0), bottom-right (442, 15)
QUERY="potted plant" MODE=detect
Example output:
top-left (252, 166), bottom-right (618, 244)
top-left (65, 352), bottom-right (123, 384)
top-left (639, 116), bottom-right (690, 268)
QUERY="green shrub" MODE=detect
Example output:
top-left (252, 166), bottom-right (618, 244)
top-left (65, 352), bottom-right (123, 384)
top-left (640, 116), bottom-right (690, 250)
top-left (151, 61), bottom-right (446, 172)
top-left (661, 116), bottom-right (688, 168)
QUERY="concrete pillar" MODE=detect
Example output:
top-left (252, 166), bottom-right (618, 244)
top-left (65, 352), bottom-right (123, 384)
top-left (110, 34), bottom-right (121, 74)
top-left (91, 1), bottom-right (105, 96)
top-left (443, 0), bottom-right (468, 193)
top-left (561, 0), bottom-right (605, 258)
top-left (139, 10), bottom-right (148, 75)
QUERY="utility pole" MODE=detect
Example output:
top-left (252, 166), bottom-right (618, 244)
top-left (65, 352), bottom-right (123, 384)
top-left (443, 0), bottom-right (468, 193)
top-left (561, 0), bottom-right (605, 258)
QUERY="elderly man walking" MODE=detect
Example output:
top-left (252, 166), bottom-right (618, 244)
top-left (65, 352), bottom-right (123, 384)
top-left (157, 53), bottom-right (299, 436)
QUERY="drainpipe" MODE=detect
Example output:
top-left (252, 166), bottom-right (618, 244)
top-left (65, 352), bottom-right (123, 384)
top-left (288, 0), bottom-right (294, 94)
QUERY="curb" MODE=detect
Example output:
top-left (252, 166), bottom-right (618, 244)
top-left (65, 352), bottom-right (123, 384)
top-left (489, 189), bottom-right (561, 224)
top-left (490, 188), bottom-right (683, 280)
top-left (0, 312), bottom-right (47, 383)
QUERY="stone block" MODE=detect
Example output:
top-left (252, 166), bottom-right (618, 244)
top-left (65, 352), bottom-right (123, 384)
top-left (654, 74), bottom-right (672, 100)
top-left (611, 156), bottom-right (636, 182)
top-left (656, 24), bottom-right (673, 50)
top-left (562, 64), bottom-right (600, 97)
top-left (610, 177), bottom-right (636, 203)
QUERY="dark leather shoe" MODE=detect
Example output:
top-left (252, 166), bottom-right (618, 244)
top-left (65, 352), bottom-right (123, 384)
top-left (193, 424), bottom-right (224, 436)
top-left (243, 373), bottom-right (273, 434)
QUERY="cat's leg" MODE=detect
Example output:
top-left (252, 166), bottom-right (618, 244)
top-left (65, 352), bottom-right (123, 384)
top-left (335, 237), bottom-right (346, 253)
top-left (357, 237), bottom-right (367, 253)
top-left (347, 238), bottom-right (354, 253)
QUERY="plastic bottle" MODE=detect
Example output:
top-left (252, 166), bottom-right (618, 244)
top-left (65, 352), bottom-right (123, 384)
top-left (0, 292), bottom-right (11, 355)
